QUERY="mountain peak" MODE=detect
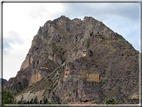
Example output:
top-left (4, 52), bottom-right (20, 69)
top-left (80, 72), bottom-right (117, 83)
top-left (54, 15), bottom-right (71, 22)
top-left (3, 16), bottom-right (139, 104)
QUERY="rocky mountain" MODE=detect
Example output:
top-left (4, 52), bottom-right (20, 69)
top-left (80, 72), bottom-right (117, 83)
top-left (3, 16), bottom-right (139, 104)
top-left (0, 78), bottom-right (7, 86)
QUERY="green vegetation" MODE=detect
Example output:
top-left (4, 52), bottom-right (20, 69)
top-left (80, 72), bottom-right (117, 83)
top-left (48, 78), bottom-right (51, 81)
top-left (106, 99), bottom-right (117, 104)
top-left (19, 89), bottom-right (27, 95)
top-left (95, 34), bottom-right (106, 41)
top-left (48, 89), bottom-right (51, 93)
top-left (46, 102), bottom-right (55, 104)
top-left (80, 99), bottom-right (82, 102)
top-left (101, 69), bottom-right (106, 75)
top-left (43, 96), bottom-right (48, 104)
top-left (17, 100), bottom-right (23, 104)
top-left (2, 90), bottom-right (16, 104)
top-left (56, 96), bottom-right (61, 104)
top-left (21, 95), bottom-right (23, 101)
top-left (33, 96), bottom-right (38, 104)
top-left (16, 95), bottom-right (49, 104)
top-left (29, 98), bottom-right (33, 104)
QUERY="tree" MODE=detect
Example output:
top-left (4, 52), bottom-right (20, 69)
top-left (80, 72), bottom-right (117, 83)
top-left (43, 96), bottom-right (48, 104)
top-left (2, 90), bottom-right (16, 104)
top-left (17, 101), bottom-right (23, 104)
top-left (21, 95), bottom-right (23, 102)
top-left (33, 96), bottom-right (38, 104)
top-left (106, 99), bottom-right (117, 104)
top-left (40, 100), bottom-right (42, 104)
top-left (26, 101), bottom-right (30, 104)
top-left (56, 96), bottom-right (61, 104)
top-left (29, 98), bottom-right (33, 104)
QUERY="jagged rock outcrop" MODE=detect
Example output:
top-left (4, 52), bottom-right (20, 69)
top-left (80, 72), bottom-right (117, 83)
top-left (4, 16), bottom-right (139, 104)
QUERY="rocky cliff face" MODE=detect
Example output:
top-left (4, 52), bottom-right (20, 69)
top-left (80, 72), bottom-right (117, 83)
top-left (3, 16), bottom-right (139, 104)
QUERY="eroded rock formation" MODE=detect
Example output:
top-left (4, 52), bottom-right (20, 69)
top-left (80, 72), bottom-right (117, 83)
top-left (4, 16), bottom-right (139, 104)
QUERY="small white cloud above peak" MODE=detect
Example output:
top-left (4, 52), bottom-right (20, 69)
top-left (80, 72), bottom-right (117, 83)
top-left (28, 3), bottom-right (64, 20)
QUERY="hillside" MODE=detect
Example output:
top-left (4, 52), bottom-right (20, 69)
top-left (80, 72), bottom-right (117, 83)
top-left (0, 78), bottom-right (7, 86)
top-left (3, 16), bottom-right (139, 104)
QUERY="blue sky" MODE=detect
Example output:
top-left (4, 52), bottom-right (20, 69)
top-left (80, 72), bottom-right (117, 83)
top-left (2, 2), bottom-right (140, 80)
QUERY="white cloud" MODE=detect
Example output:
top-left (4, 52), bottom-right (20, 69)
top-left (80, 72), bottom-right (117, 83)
top-left (29, 3), bottom-right (64, 20)
top-left (3, 40), bottom-right (31, 80)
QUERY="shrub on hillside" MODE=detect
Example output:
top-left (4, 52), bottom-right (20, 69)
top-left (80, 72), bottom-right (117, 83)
top-left (2, 90), bottom-right (16, 104)
top-left (106, 99), bottom-right (117, 104)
